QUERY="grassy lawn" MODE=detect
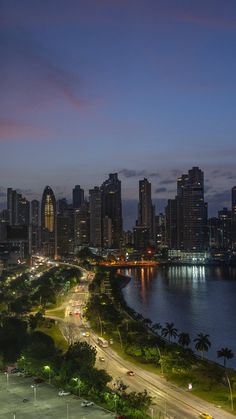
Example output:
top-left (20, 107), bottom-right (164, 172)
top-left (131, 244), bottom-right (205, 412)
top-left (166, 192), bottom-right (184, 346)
top-left (38, 322), bottom-right (68, 352)
top-left (45, 307), bottom-right (65, 318)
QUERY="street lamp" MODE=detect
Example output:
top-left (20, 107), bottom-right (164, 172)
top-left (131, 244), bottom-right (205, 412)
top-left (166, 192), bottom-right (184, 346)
top-left (31, 385), bottom-right (37, 403)
top-left (225, 372), bottom-right (234, 411)
top-left (156, 346), bottom-right (164, 376)
top-left (72, 377), bottom-right (82, 398)
top-left (4, 372), bottom-right (9, 390)
top-left (43, 365), bottom-right (51, 384)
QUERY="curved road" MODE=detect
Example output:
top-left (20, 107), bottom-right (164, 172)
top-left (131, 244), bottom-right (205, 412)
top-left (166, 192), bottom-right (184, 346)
top-left (51, 264), bottom-right (235, 419)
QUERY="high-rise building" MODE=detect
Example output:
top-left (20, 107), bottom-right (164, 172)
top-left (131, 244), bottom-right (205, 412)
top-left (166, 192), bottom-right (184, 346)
top-left (176, 174), bottom-right (188, 249)
top-left (73, 185), bottom-right (84, 209)
top-left (89, 187), bottom-right (102, 248)
top-left (232, 186), bottom-right (236, 249)
top-left (154, 213), bottom-right (166, 248)
top-left (7, 188), bottom-right (30, 226)
top-left (182, 167), bottom-right (206, 251)
top-left (17, 196), bottom-right (30, 226)
top-left (170, 167), bottom-right (207, 251)
top-left (31, 200), bottom-right (40, 253)
top-left (101, 173), bottom-right (123, 248)
top-left (7, 188), bottom-right (18, 225)
top-left (136, 178), bottom-right (155, 245)
top-left (57, 199), bottom-right (74, 256)
top-left (57, 213), bottom-right (71, 257)
top-left (165, 199), bottom-right (177, 249)
top-left (31, 200), bottom-right (40, 226)
top-left (41, 186), bottom-right (57, 258)
top-left (218, 207), bottom-right (232, 250)
top-left (74, 202), bottom-right (90, 248)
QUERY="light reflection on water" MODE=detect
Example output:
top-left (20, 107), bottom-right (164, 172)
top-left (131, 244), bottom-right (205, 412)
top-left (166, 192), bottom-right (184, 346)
top-left (120, 266), bottom-right (236, 368)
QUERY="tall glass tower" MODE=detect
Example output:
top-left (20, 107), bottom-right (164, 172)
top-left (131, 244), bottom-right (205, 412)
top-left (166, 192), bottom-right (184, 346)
top-left (41, 186), bottom-right (56, 258)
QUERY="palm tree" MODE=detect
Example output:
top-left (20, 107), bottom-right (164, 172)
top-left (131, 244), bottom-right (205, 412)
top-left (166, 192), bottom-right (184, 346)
top-left (161, 322), bottom-right (178, 342)
top-left (194, 333), bottom-right (211, 359)
top-left (178, 332), bottom-right (191, 348)
top-left (217, 347), bottom-right (234, 368)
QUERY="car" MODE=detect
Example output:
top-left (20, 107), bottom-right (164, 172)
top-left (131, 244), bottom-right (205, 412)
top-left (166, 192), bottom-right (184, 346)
top-left (81, 400), bottom-right (94, 407)
top-left (69, 311), bottom-right (73, 316)
top-left (127, 370), bottom-right (135, 376)
top-left (109, 339), bottom-right (113, 344)
top-left (99, 356), bottom-right (105, 362)
top-left (199, 414), bottom-right (214, 419)
top-left (10, 368), bottom-right (22, 374)
top-left (85, 332), bottom-right (90, 337)
top-left (58, 390), bottom-right (71, 396)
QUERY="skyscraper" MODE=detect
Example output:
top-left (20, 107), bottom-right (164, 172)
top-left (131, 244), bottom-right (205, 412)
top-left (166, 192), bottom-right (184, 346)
top-left (231, 186), bottom-right (236, 249)
top-left (218, 207), bottom-right (231, 249)
top-left (73, 185), bottom-right (84, 209)
top-left (101, 173), bottom-right (123, 248)
top-left (7, 188), bottom-right (30, 226)
top-left (74, 202), bottom-right (90, 248)
top-left (89, 187), bottom-right (102, 248)
top-left (182, 167), bottom-right (206, 251)
top-left (165, 199), bottom-right (177, 249)
top-left (31, 199), bottom-right (40, 253)
top-left (41, 186), bottom-right (57, 258)
top-left (138, 178), bottom-right (154, 238)
top-left (17, 196), bottom-right (30, 226)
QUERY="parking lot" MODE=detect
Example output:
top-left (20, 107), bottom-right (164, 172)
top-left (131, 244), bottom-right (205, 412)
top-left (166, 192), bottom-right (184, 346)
top-left (0, 373), bottom-right (114, 419)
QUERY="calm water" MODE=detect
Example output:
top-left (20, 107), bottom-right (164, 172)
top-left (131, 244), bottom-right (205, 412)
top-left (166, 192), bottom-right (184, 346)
top-left (120, 266), bottom-right (236, 368)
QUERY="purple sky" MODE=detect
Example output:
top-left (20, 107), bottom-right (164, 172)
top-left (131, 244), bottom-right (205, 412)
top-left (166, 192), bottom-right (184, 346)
top-left (1, 0), bottom-right (236, 228)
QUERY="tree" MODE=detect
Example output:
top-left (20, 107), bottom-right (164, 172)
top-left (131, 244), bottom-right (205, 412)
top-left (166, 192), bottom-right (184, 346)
top-left (0, 317), bottom-right (28, 362)
top-left (178, 332), bottom-right (191, 348)
top-left (194, 333), bottom-right (211, 359)
top-left (152, 322), bottom-right (162, 335)
top-left (217, 347), bottom-right (234, 368)
top-left (86, 368), bottom-right (112, 392)
top-left (66, 341), bottom-right (97, 372)
top-left (25, 331), bottom-right (57, 360)
top-left (161, 322), bottom-right (178, 342)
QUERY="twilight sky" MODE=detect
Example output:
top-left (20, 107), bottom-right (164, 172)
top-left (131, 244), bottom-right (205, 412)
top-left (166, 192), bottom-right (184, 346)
top-left (1, 0), bottom-right (236, 228)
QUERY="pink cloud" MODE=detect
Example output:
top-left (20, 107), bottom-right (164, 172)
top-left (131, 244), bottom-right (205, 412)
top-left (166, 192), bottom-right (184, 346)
top-left (0, 118), bottom-right (48, 142)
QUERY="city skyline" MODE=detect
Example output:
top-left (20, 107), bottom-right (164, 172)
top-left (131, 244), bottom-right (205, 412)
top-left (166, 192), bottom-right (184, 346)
top-left (3, 167), bottom-right (236, 232)
top-left (1, 1), bottom-right (236, 225)
top-left (1, 166), bottom-right (236, 230)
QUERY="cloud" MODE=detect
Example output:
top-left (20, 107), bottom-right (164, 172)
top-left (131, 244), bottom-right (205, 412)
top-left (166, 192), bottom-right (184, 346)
top-left (159, 178), bottom-right (176, 185)
top-left (148, 172), bottom-right (160, 178)
top-left (155, 187), bottom-right (167, 193)
top-left (206, 190), bottom-right (230, 203)
top-left (0, 29), bottom-right (85, 116)
top-left (119, 169), bottom-right (160, 179)
top-left (0, 118), bottom-right (47, 141)
top-left (119, 169), bottom-right (148, 178)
